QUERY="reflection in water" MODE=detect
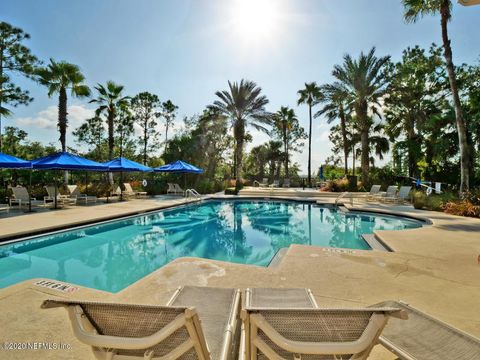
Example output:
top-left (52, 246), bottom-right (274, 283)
top-left (0, 200), bottom-right (421, 292)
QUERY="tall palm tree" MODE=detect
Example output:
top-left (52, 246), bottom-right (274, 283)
top-left (209, 80), bottom-right (272, 190)
top-left (35, 59), bottom-right (90, 153)
top-left (315, 84), bottom-right (351, 176)
top-left (89, 81), bottom-right (129, 162)
top-left (403, 0), bottom-right (470, 192)
top-left (332, 48), bottom-right (390, 186)
top-left (297, 82), bottom-right (322, 187)
top-left (35, 59), bottom-right (90, 183)
top-left (274, 106), bottom-right (298, 178)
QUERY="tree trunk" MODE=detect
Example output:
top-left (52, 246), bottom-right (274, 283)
top-left (308, 104), bottom-right (312, 187)
top-left (234, 121), bottom-right (245, 190)
top-left (58, 87), bottom-right (69, 184)
top-left (352, 145), bottom-right (356, 177)
top-left (107, 107), bottom-right (115, 185)
top-left (440, 0), bottom-right (469, 192)
top-left (407, 121), bottom-right (418, 178)
top-left (284, 124), bottom-right (289, 178)
top-left (339, 105), bottom-right (348, 176)
top-left (0, 44), bottom-right (4, 152)
top-left (360, 128), bottom-right (370, 186)
top-left (143, 118), bottom-right (148, 165)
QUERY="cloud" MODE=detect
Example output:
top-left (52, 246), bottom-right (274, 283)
top-left (15, 105), bottom-right (95, 131)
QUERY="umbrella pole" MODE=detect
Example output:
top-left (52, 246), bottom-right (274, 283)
top-left (54, 173), bottom-right (58, 210)
top-left (27, 169), bottom-right (33, 213)
top-left (120, 171), bottom-right (123, 201)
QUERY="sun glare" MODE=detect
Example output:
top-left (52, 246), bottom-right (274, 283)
top-left (231, 0), bottom-right (280, 42)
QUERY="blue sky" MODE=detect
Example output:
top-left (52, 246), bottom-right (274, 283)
top-left (3, 0), bottom-right (480, 172)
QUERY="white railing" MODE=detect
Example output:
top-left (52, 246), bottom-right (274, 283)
top-left (335, 191), bottom-right (353, 206)
top-left (185, 189), bottom-right (201, 198)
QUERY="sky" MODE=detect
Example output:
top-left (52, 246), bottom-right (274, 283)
top-left (2, 0), bottom-right (480, 173)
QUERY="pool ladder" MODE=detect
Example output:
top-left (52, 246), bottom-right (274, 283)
top-left (335, 191), bottom-right (353, 207)
top-left (185, 189), bottom-right (201, 198)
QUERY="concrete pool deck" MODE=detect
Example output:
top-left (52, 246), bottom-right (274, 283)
top-left (0, 194), bottom-right (479, 359)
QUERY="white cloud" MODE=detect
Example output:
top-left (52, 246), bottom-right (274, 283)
top-left (15, 105), bottom-right (95, 131)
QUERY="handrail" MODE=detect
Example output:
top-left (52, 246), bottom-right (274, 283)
top-left (335, 192), bottom-right (352, 206)
top-left (185, 189), bottom-right (201, 198)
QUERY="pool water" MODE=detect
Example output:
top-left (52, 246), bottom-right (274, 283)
top-left (0, 200), bottom-right (421, 292)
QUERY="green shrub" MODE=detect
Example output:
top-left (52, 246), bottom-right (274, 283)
top-left (197, 179), bottom-right (215, 194)
top-left (323, 178), bottom-right (349, 192)
top-left (224, 187), bottom-right (238, 195)
top-left (412, 190), bottom-right (427, 209)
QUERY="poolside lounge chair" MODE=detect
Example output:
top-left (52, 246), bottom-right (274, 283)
top-left (167, 183), bottom-right (177, 194)
top-left (373, 300), bottom-right (480, 360)
top-left (44, 185), bottom-right (77, 207)
top-left (366, 185), bottom-right (382, 201)
top-left (253, 178), bottom-right (268, 187)
top-left (394, 186), bottom-right (412, 204)
top-left (375, 185), bottom-right (398, 203)
top-left (282, 179), bottom-right (290, 188)
top-left (0, 204), bottom-right (9, 214)
top-left (240, 288), bottom-right (406, 360)
top-left (42, 285), bottom-right (241, 360)
top-left (124, 183), bottom-right (148, 198)
top-left (269, 180), bottom-right (279, 188)
top-left (67, 185), bottom-right (97, 205)
top-left (9, 186), bottom-right (43, 209)
top-left (174, 183), bottom-right (185, 196)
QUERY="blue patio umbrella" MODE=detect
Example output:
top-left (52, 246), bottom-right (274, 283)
top-left (32, 152), bottom-right (107, 209)
top-left (154, 160), bottom-right (203, 174)
top-left (154, 160), bottom-right (203, 190)
top-left (102, 157), bottom-right (152, 200)
top-left (0, 152), bottom-right (32, 169)
top-left (103, 157), bottom-right (152, 172)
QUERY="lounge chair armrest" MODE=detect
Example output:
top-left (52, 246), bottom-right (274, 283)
top-left (67, 305), bottom-right (192, 350)
top-left (250, 312), bottom-right (388, 355)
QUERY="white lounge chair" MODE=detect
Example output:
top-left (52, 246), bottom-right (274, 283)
top-left (240, 288), bottom-right (407, 360)
top-left (42, 286), bottom-right (241, 360)
top-left (67, 185), bottom-right (97, 205)
top-left (366, 184), bottom-right (382, 201)
top-left (254, 178), bottom-right (268, 187)
top-left (166, 183), bottom-right (177, 194)
top-left (374, 185), bottom-right (398, 203)
top-left (9, 186), bottom-right (43, 209)
top-left (174, 183), bottom-right (185, 196)
top-left (269, 180), bottom-right (280, 188)
top-left (282, 179), bottom-right (290, 188)
top-left (124, 183), bottom-right (147, 198)
top-left (0, 204), bottom-right (9, 214)
top-left (393, 186), bottom-right (412, 204)
top-left (44, 185), bottom-right (77, 207)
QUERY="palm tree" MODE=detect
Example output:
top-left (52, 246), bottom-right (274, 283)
top-left (209, 80), bottom-right (272, 190)
top-left (35, 59), bottom-right (90, 183)
top-left (331, 48), bottom-right (390, 186)
top-left (274, 106), bottom-right (297, 178)
top-left (315, 84), bottom-right (351, 176)
top-left (89, 81), bottom-right (129, 162)
top-left (403, 0), bottom-right (470, 192)
top-left (161, 100), bottom-right (178, 154)
top-left (297, 82), bottom-right (322, 187)
top-left (35, 59), bottom-right (90, 153)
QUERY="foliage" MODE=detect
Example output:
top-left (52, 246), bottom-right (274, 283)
top-left (443, 199), bottom-right (480, 218)
top-left (412, 190), bottom-right (427, 209)
top-left (323, 178), bottom-right (349, 192)
top-left (209, 79), bottom-right (272, 190)
top-left (297, 82), bottom-right (322, 186)
top-left (0, 21), bottom-right (39, 150)
top-left (131, 92), bottom-right (161, 165)
top-left (161, 100), bottom-right (178, 153)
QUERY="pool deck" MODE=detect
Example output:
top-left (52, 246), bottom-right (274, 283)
top-left (0, 193), bottom-right (479, 359)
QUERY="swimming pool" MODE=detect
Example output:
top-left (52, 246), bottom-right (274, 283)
top-left (0, 200), bottom-right (422, 292)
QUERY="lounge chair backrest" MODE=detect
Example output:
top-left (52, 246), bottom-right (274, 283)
top-left (10, 186), bottom-right (30, 201)
top-left (370, 185), bottom-right (381, 195)
top-left (262, 178), bottom-right (268, 184)
top-left (41, 299), bottom-right (210, 360)
top-left (398, 186), bottom-right (412, 200)
top-left (45, 185), bottom-right (60, 198)
top-left (167, 183), bottom-right (176, 192)
top-left (272, 180), bottom-right (279, 187)
top-left (385, 186), bottom-right (398, 197)
top-left (174, 183), bottom-right (184, 192)
top-left (283, 179), bottom-right (290, 186)
top-left (67, 185), bottom-right (81, 197)
top-left (243, 307), bottom-right (405, 360)
top-left (123, 183), bottom-right (134, 194)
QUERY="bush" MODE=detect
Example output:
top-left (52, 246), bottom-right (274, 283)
top-left (443, 199), bottom-right (480, 218)
top-left (224, 187), bottom-right (238, 195)
top-left (424, 192), bottom-right (457, 211)
top-left (197, 179), bottom-right (215, 194)
top-left (323, 178), bottom-right (349, 192)
top-left (412, 190), bottom-right (427, 209)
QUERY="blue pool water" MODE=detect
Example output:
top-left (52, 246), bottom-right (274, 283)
top-left (0, 200), bottom-right (421, 292)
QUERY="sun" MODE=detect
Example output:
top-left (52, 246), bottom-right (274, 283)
top-left (231, 0), bottom-right (280, 42)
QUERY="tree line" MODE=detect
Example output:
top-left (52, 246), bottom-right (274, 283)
top-left (1, 0), bottom-right (479, 194)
